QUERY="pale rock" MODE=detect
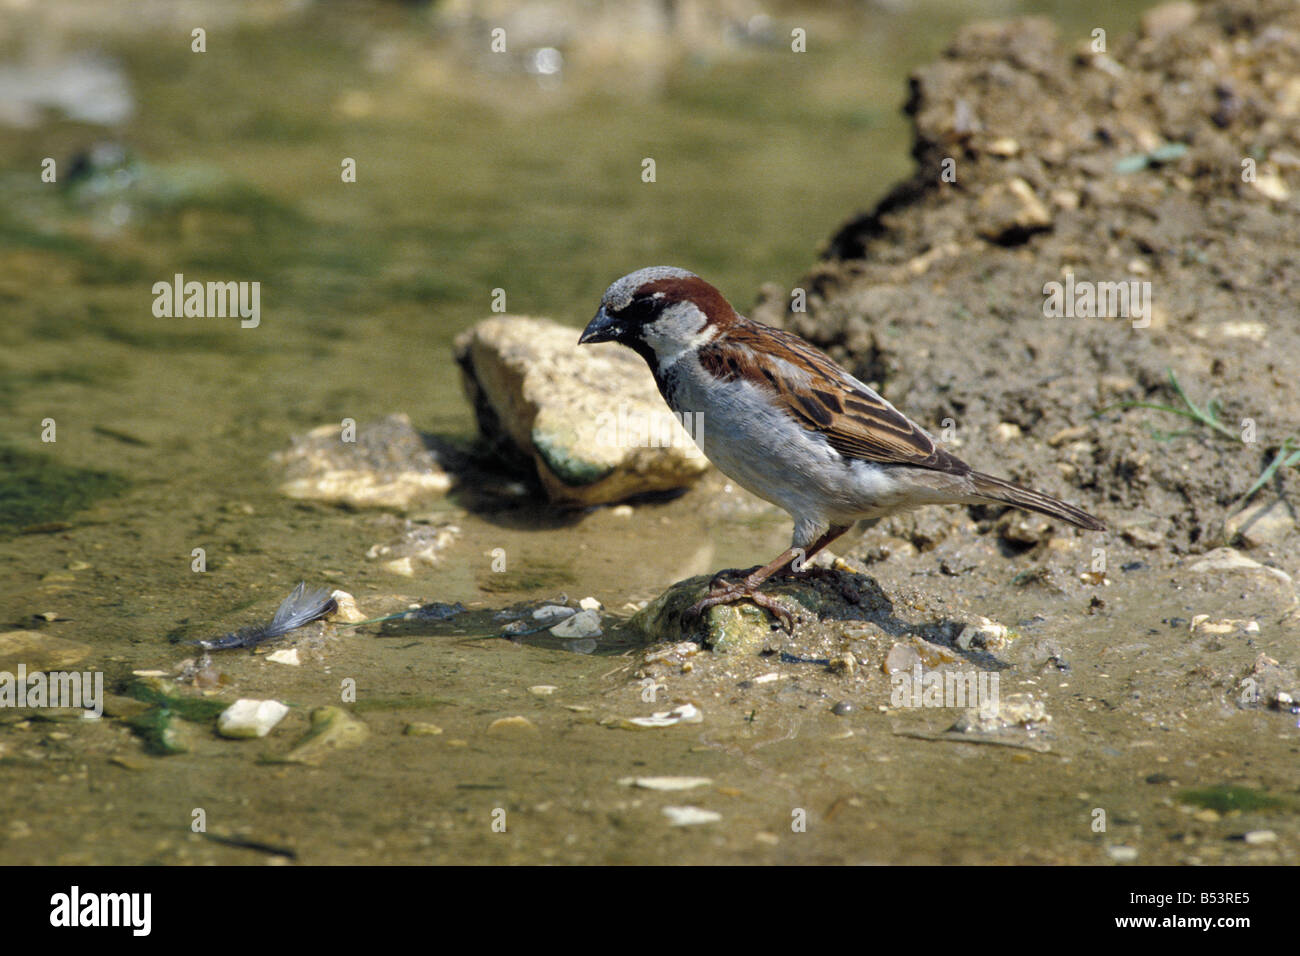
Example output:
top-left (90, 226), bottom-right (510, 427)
top-left (329, 589), bottom-right (367, 623)
top-left (487, 715), bottom-right (540, 737)
top-left (454, 316), bottom-right (710, 505)
top-left (217, 699), bottom-right (289, 739)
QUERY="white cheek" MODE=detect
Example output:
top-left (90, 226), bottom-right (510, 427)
top-left (643, 306), bottom-right (715, 368)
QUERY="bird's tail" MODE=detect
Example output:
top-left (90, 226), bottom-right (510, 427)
top-left (969, 471), bottom-right (1105, 531)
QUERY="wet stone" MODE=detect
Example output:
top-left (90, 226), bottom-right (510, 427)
top-left (487, 715), bottom-right (540, 737)
top-left (283, 707), bottom-right (369, 765)
top-left (272, 412), bottom-right (455, 510)
top-left (455, 315), bottom-right (710, 505)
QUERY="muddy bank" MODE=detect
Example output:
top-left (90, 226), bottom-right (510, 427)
top-left (752, 0), bottom-right (1299, 560)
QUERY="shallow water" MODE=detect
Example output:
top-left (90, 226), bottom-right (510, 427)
top-left (6, 0), bottom-right (1266, 866)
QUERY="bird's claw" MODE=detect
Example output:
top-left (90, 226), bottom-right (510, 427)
top-left (686, 581), bottom-right (795, 633)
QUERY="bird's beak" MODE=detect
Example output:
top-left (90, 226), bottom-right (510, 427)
top-left (579, 306), bottom-right (620, 345)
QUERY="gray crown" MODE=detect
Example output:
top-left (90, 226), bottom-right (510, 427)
top-left (600, 266), bottom-right (697, 312)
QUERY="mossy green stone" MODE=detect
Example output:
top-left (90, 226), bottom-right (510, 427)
top-left (530, 427), bottom-right (614, 486)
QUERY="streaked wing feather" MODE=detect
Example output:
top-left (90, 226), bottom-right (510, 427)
top-left (707, 322), bottom-right (969, 476)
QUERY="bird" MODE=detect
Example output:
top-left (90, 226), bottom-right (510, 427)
top-left (579, 266), bottom-right (1105, 628)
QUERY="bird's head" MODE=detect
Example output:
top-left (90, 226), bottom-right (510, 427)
top-left (579, 266), bottom-right (735, 367)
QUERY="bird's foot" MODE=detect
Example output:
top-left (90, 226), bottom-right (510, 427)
top-left (706, 565), bottom-right (762, 590)
top-left (686, 579), bottom-right (794, 632)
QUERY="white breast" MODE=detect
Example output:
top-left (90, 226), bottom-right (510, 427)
top-left (665, 355), bottom-right (903, 548)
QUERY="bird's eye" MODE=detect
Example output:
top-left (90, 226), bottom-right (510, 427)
top-left (624, 294), bottom-right (658, 317)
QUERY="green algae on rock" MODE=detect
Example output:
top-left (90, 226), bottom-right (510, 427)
top-left (630, 568), bottom-right (891, 654)
top-left (277, 706), bottom-right (369, 765)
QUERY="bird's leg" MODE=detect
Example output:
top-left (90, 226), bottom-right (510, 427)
top-left (688, 526), bottom-right (851, 631)
top-left (776, 525), bottom-right (852, 580)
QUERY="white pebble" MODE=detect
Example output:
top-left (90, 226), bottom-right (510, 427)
top-left (1244, 830), bottom-right (1277, 845)
top-left (579, 596), bottom-right (602, 611)
top-left (266, 648), bottom-right (301, 666)
top-left (663, 806), bottom-right (721, 826)
top-left (217, 699), bottom-right (289, 739)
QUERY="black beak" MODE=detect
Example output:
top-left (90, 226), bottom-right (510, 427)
top-left (579, 306), bottom-right (621, 345)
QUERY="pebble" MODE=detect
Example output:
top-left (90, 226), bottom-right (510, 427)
top-left (273, 413), bottom-right (453, 508)
top-left (662, 806), bottom-right (721, 826)
top-left (284, 706), bottom-right (369, 764)
top-left (619, 776), bottom-right (713, 791)
top-left (265, 648), bottom-right (301, 666)
top-left (578, 596), bottom-right (602, 611)
top-left (487, 715), bottom-right (540, 737)
top-left (1106, 845), bottom-right (1139, 863)
top-left (1243, 830), bottom-right (1277, 845)
top-left (831, 701), bottom-right (855, 716)
top-left (528, 685), bottom-right (557, 697)
top-left (1189, 615), bottom-right (1259, 637)
top-left (1225, 498), bottom-right (1297, 548)
top-left (403, 722), bottom-right (443, 736)
top-left (617, 703), bottom-right (703, 730)
top-left (566, 638), bottom-right (598, 655)
top-left (217, 699), bottom-right (289, 739)
top-left (1189, 548), bottom-right (1291, 585)
top-left (1121, 525), bottom-right (1163, 549)
top-left (951, 693), bottom-right (1051, 734)
top-left (956, 616), bottom-right (1012, 651)
top-left (1047, 425), bottom-right (1090, 447)
top-left (883, 642), bottom-right (922, 675)
top-left (532, 605), bottom-right (576, 624)
top-left (329, 590), bottom-right (367, 623)
top-left (550, 608), bottom-right (601, 638)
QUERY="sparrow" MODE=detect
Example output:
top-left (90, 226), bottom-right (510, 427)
top-left (579, 266), bottom-right (1105, 628)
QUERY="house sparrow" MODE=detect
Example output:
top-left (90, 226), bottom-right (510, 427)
top-left (579, 266), bottom-right (1105, 627)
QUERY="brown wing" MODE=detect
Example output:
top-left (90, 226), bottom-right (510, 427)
top-left (699, 320), bottom-right (970, 477)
